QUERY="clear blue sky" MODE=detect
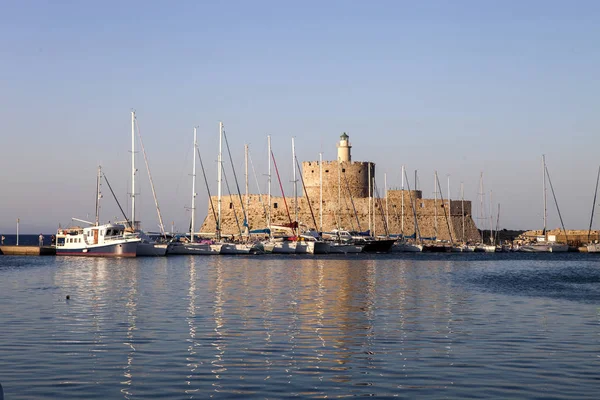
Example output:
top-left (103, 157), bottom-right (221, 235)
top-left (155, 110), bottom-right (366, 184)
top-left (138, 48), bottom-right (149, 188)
top-left (1, 0), bottom-right (599, 233)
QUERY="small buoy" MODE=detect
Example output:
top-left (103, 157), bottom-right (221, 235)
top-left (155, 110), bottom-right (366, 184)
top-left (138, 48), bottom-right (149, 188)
top-left (66, 295), bottom-right (70, 300)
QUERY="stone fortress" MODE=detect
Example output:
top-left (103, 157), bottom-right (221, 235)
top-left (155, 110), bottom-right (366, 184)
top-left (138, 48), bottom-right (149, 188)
top-left (200, 133), bottom-right (482, 243)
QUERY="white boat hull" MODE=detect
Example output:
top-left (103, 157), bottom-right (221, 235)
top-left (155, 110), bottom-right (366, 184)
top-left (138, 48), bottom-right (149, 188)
top-left (587, 243), bottom-right (600, 253)
top-left (220, 242), bottom-right (264, 255)
top-left (391, 242), bottom-right (423, 252)
top-left (521, 243), bottom-right (568, 253)
top-left (269, 241), bottom-right (297, 254)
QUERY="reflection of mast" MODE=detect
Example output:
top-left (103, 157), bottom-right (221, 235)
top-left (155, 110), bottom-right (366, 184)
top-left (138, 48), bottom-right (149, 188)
top-left (185, 257), bottom-right (199, 396)
top-left (121, 267), bottom-right (138, 397)
top-left (211, 259), bottom-right (226, 388)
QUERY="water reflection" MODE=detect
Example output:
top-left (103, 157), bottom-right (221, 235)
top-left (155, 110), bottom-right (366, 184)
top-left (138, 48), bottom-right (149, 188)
top-left (185, 257), bottom-right (198, 396)
top-left (9, 255), bottom-right (596, 398)
top-left (120, 261), bottom-right (138, 399)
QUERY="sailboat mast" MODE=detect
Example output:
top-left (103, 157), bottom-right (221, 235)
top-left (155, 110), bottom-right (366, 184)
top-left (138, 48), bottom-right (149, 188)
top-left (292, 137), bottom-right (298, 225)
top-left (95, 165), bottom-right (102, 226)
top-left (489, 190), bottom-right (493, 245)
top-left (131, 111), bottom-right (136, 229)
top-left (542, 154), bottom-right (547, 236)
top-left (319, 152), bottom-right (323, 232)
top-left (479, 172), bottom-right (484, 242)
top-left (434, 171), bottom-right (438, 238)
top-left (447, 174), bottom-right (453, 241)
top-left (401, 165), bottom-right (405, 236)
top-left (385, 173), bottom-right (389, 231)
top-left (368, 165), bottom-right (372, 233)
top-left (191, 126), bottom-right (197, 242)
top-left (245, 144), bottom-right (249, 216)
top-left (267, 135), bottom-right (272, 230)
top-left (217, 122), bottom-right (223, 240)
top-left (461, 182), bottom-right (465, 243)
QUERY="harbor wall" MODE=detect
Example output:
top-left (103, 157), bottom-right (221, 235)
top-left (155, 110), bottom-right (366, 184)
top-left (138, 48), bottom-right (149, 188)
top-left (199, 190), bottom-right (482, 243)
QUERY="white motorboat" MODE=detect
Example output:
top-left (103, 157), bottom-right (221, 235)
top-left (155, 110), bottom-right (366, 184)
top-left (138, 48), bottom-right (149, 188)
top-left (56, 223), bottom-right (140, 257)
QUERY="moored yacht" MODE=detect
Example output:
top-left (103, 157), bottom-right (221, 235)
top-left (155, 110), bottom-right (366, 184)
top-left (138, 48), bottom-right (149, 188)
top-left (56, 223), bottom-right (140, 257)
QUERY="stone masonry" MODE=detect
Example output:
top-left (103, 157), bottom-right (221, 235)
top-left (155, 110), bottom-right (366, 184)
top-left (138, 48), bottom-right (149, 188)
top-left (199, 134), bottom-right (482, 243)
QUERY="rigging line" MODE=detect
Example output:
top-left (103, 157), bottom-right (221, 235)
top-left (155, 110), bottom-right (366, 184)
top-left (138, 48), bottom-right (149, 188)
top-left (196, 146), bottom-right (218, 231)
top-left (248, 151), bottom-right (268, 224)
top-left (342, 169), bottom-right (361, 232)
top-left (404, 168), bottom-right (423, 244)
top-left (222, 129), bottom-right (248, 226)
top-left (341, 181), bottom-right (356, 232)
top-left (435, 173), bottom-right (454, 244)
top-left (271, 150), bottom-right (294, 228)
top-left (221, 162), bottom-right (243, 238)
top-left (588, 166), bottom-right (600, 242)
top-left (373, 181), bottom-right (390, 237)
top-left (135, 118), bottom-right (166, 236)
top-left (586, 166), bottom-right (600, 243)
top-left (295, 156), bottom-right (319, 234)
top-left (545, 164), bottom-right (568, 243)
top-left (102, 172), bottom-right (131, 228)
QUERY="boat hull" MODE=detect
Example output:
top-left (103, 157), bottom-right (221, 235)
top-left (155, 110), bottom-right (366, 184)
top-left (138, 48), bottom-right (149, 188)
top-left (167, 242), bottom-right (220, 255)
top-left (220, 243), bottom-right (264, 255)
top-left (309, 242), bottom-right (330, 254)
top-left (587, 243), bottom-right (600, 253)
top-left (56, 241), bottom-right (138, 257)
top-left (137, 242), bottom-right (168, 256)
top-left (328, 243), bottom-right (363, 253)
top-left (391, 242), bottom-right (423, 252)
top-left (361, 239), bottom-right (395, 253)
top-left (268, 241), bottom-right (297, 254)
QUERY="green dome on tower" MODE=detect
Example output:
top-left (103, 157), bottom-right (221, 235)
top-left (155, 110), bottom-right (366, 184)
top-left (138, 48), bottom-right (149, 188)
top-left (340, 132), bottom-right (349, 140)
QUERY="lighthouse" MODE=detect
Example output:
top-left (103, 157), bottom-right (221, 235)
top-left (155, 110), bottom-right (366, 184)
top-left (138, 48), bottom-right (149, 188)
top-left (337, 132), bottom-right (352, 162)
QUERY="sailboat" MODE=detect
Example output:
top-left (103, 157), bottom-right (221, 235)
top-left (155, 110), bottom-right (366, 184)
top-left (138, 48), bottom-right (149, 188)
top-left (126, 111), bottom-right (168, 256)
top-left (520, 155), bottom-right (568, 252)
top-left (391, 165), bottom-right (423, 252)
top-left (262, 137), bottom-right (299, 254)
top-left (473, 173), bottom-right (496, 252)
top-left (168, 127), bottom-right (221, 255)
top-left (215, 122), bottom-right (264, 255)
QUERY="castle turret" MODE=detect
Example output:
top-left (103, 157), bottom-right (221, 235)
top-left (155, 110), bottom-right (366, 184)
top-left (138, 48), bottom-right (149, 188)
top-left (337, 132), bottom-right (351, 162)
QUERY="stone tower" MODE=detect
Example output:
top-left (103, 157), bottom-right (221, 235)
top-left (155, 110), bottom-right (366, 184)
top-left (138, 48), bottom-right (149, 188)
top-left (337, 132), bottom-right (351, 162)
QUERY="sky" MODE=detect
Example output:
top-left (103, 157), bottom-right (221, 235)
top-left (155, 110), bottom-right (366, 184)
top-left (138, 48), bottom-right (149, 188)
top-left (1, 0), bottom-right (599, 234)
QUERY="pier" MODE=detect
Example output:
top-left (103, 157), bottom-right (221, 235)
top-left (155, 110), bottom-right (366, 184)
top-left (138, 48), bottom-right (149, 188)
top-left (0, 246), bottom-right (56, 256)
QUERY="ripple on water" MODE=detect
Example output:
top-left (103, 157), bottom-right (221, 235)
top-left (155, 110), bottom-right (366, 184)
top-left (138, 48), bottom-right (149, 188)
top-left (0, 254), bottom-right (599, 398)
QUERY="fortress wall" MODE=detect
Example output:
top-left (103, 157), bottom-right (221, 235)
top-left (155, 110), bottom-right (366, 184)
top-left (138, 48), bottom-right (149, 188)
top-left (302, 161), bottom-right (373, 201)
top-left (199, 191), bottom-right (482, 243)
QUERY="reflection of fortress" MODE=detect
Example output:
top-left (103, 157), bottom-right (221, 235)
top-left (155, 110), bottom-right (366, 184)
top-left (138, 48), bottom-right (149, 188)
top-left (200, 134), bottom-right (481, 242)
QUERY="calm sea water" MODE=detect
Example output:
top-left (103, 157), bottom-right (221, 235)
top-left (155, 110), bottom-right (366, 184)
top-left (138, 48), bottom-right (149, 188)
top-left (0, 253), bottom-right (598, 399)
